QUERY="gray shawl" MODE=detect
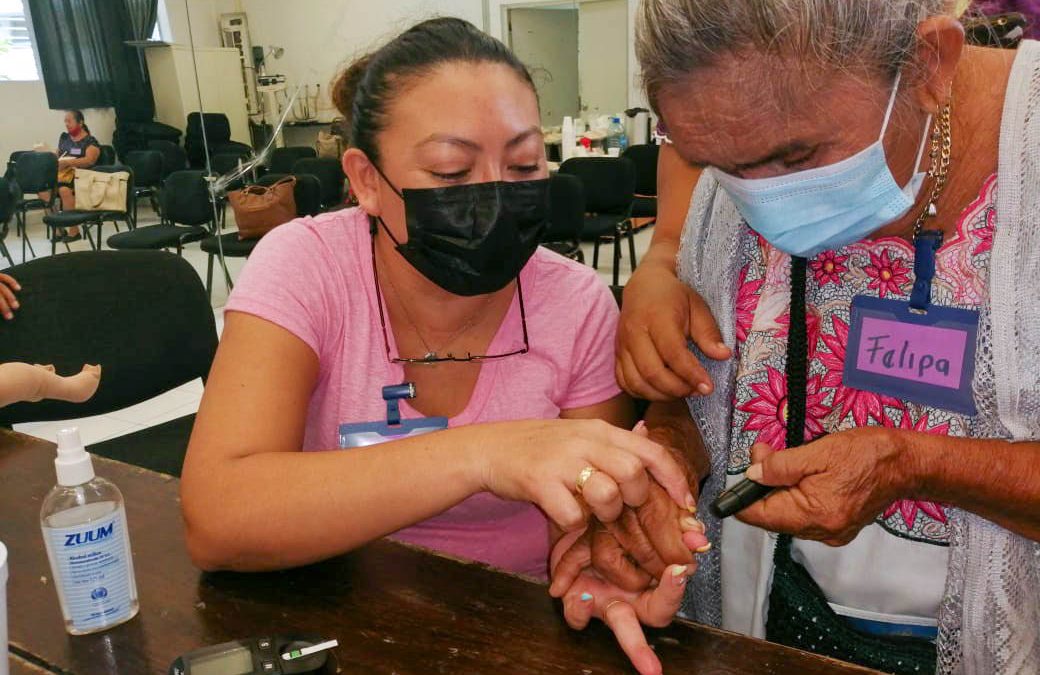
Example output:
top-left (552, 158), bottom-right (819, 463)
top-left (677, 40), bottom-right (1040, 674)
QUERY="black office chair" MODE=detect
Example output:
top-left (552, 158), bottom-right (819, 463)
top-left (0, 177), bottom-right (19, 266)
top-left (269, 146), bottom-right (316, 175)
top-left (291, 157), bottom-right (344, 210)
top-left (43, 165), bottom-right (135, 254)
top-left (98, 145), bottom-right (117, 166)
top-left (0, 250), bottom-right (217, 476)
top-left (124, 150), bottom-right (163, 226)
top-left (201, 173), bottom-right (322, 299)
top-left (5, 150), bottom-right (30, 181)
top-left (622, 144), bottom-right (659, 221)
top-left (541, 173), bottom-right (585, 263)
top-left (210, 151), bottom-right (254, 192)
top-left (559, 157), bottom-right (637, 287)
top-left (148, 140), bottom-right (189, 183)
top-left (12, 151), bottom-right (57, 260)
top-left (184, 112), bottom-right (252, 168)
top-left (107, 170), bottom-right (215, 256)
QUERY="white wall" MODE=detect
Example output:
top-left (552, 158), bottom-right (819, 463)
top-left (577, 0), bottom-right (627, 118)
top-left (0, 82), bottom-right (116, 163)
top-left (187, 0), bottom-right (484, 120)
top-left (160, 0), bottom-right (227, 48)
top-left (509, 7), bottom-right (579, 124)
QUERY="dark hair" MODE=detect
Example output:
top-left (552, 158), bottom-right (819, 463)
top-left (332, 17), bottom-right (536, 165)
top-left (67, 109), bottom-right (89, 134)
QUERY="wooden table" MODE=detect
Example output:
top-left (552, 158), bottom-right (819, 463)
top-left (0, 430), bottom-right (877, 674)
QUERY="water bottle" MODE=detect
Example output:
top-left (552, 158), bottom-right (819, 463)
top-left (605, 116), bottom-right (628, 155)
top-left (40, 429), bottom-right (139, 635)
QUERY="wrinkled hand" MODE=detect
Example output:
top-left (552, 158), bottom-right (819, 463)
top-left (0, 273), bottom-right (21, 320)
top-left (552, 531), bottom-right (693, 675)
top-left (551, 422), bottom-right (708, 592)
top-left (616, 262), bottom-right (731, 401)
top-left (551, 482), bottom-right (708, 594)
top-left (737, 428), bottom-right (915, 546)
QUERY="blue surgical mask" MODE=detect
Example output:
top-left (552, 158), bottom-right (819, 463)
top-left (712, 72), bottom-right (931, 259)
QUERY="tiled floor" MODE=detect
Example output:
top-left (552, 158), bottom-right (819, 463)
top-left (5, 203), bottom-right (654, 444)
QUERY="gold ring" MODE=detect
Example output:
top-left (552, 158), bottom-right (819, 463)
top-left (603, 599), bottom-right (626, 614)
top-left (575, 465), bottom-right (598, 495)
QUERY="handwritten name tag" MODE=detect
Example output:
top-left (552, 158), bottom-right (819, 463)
top-left (844, 296), bottom-right (978, 416)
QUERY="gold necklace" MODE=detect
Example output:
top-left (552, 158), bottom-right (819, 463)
top-left (912, 100), bottom-right (953, 239)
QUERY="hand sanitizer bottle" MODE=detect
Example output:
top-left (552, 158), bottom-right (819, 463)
top-left (40, 428), bottom-right (138, 635)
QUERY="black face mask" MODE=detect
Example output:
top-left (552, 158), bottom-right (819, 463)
top-left (375, 169), bottom-right (550, 296)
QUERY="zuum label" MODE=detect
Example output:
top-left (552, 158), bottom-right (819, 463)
top-left (43, 507), bottom-right (136, 631)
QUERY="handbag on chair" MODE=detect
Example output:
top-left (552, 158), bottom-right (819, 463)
top-left (228, 175), bottom-right (297, 240)
top-left (74, 169), bottom-right (129, 211)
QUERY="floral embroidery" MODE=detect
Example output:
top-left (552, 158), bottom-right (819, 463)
top-left (817, 315), bottom-right (902, 427)
top-left (880, 408), bottom-right (951, 532)
top-left (774, 306), bottom-right (822, 359)
top-left (737, 366), bottom-right (829, 449)
top-left (730, 175), bottom-right (997, 546)
top-left (863, 249), bottom-right (911, 298)
top-left (972, 207), bottom-right (995, 257)
top-left (736, 265), bottom-right (763, 343)
top-left (810, 250), bottom-right (848, 286)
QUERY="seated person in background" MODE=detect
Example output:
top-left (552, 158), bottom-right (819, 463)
top-left (36, 109), bottom-right (100, 242)
top-left (181, 18), bottom-right (707, 675)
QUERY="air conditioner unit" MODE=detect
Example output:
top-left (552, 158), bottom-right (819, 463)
top-left (220, 12), bottom-right (259, 116)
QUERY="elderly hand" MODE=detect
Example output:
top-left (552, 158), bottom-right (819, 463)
top-left (552, 531), bottom-right (694, 675)
top-left (737, 428), bottom-right (915, 546)
top-left (616, 260), bottom-right (731, 401)
top-left (550, 482), bottom-right (708, 595)
top-left (0, 273), bottom-right (21, 320)
top-left (550, 421), bottom-right (708, 592)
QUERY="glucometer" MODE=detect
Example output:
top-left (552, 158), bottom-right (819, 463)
top-left (167, 635), bottom-right (337, 675)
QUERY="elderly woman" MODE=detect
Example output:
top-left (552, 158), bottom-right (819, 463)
top-left (613, 1), bottom-right (1040, 673)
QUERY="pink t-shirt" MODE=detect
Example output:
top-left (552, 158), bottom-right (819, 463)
top-left (224, 207), bottom-right (621, 579)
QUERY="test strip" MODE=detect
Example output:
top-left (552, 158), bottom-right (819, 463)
top-left (281, 639), bottom-right (339, 661)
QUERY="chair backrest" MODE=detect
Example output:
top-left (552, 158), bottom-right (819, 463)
top-left (291, 157), bottom-right (344, 209)
top-left (147, 140), bottom-right (188, 180)
top-left (543, 173), bottom-right (585, 242)
top-left (98, 145), bottom-right (117, 166)
top-left (257, 172), bottom-right (322, 217)
top-left (14, 151), bottom-right (58, 193)
top-left (210, 152), bottom-right (251, 177)
top-left (0, 177), bottom-right (17, 232)
top-left (558, 157), bottom-right (636, 214)
top-left (162, 170), bottom-right (215, 227)
top-left (185, 112), bottom-right (231, 143)
top-left (185, 113), bottom-right (233, 167)
top-left (621, 144), bottom-right (659, 196)
top-left (125, 150), bottom-right (163, 187)
top-left (0, 250), bottom-right (218, 426)
top-left (80, 164), bottom-right (135, 215)
top-left (5, 150), bottom-right (30, 181)
top-left (270, 146), bottom-right (317, 175)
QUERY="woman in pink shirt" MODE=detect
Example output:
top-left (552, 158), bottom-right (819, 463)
top-left (181, 18), bottom-right (707, 675)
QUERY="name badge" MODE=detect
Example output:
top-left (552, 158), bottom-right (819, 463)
top-left (844, 295), bottom-right (978, 416)
top-left (70, 147), bottom-right (82, 156)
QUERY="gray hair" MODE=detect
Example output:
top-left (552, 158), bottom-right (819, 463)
top-left (637, 0), bottom-right (952, 104)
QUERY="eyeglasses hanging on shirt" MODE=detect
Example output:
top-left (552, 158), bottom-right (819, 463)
top-left (370, 230), bottom-right (530, 364)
